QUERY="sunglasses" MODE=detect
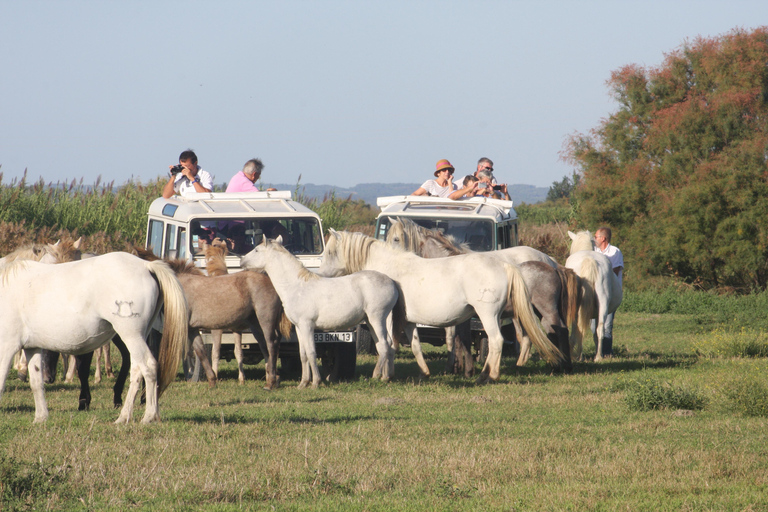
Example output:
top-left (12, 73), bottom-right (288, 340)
top-left (482, 166), bottom-right (494, 172)
top-left (441, 168), bottom-right (454, 174)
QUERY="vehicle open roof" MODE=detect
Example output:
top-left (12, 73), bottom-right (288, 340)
top-left (376, 195), bottom-right (517, 222)
top-left (148, 191), bottom-right (319, 220)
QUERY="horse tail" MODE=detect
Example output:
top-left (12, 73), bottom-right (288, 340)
top-left (503, 263), bottom-right (564, 365)
top-left (571, 258), bottom-right (598, 357)
top-left (558, 265), bottom-right (581, 329)
top-left (391, 288), bottom-right (408, 351)
top-left (146, 259), bottom-right (189, 398)
top-left (279, 310), bottom-right (293, 340)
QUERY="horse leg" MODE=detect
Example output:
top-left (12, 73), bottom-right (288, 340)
top-left (115, 360), bottom-right (143, 424)
top-left (191, 330), bottom-right (217, 388)
top-left (42, 350), bottom-right (60, 384)
top-left (112, 335), bottom-right (129, 409)
top-left (514, 318), bottom-right (533, 367)
top-left (234, 332), bottom-right (245, 384)
top-left (444, 326), bottom-right (456, 373)
top-left (250, 323), bottom-right (277, 390)
top-left (368, 314), bottom-right (393, 382)
top-left (593, 315), bottom-right (605, 362)
top-left (76, 351), bottom-right (94, 411)
top-left (24, 349), bottom-right (49, 423)
top-left (211, 329), bottom-right (223, 378)
top-left (63, 354), bottom-right (77, 384)
top-left (476, 313), bottom-right (505, 384)
top-left (14, 350), bottom-right (28, 382)
top-left (295, 325), bottom-right (311, 389)
top-left (539, 309), bottom-right (572, 373)
top-left (0, 346), bottom-right (22, 412)
top-left (408, 327), bottom-right (431, 378)
top-left (104, 343), bottom-right (114, 378)
top-left (296, 324), bottom-right (321, 389)
top-left (94, 346), bottom-right (103, 384)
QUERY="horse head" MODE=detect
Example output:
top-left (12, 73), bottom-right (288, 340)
top-left (568, 230), bottom-right (595, 254)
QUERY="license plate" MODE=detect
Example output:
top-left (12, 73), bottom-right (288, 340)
top-left (313, 331), bottom-right (355, 343)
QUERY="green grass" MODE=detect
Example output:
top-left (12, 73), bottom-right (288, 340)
top-left (2, 312), bottom-right (768, 510)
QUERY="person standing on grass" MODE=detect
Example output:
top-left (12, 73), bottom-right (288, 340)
top-left (593, 226), bottom-right (624, 357)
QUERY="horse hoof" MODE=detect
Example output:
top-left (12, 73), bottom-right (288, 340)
top-left (297, 381), bottom-right (309, 389)
top-left (78, 400), bottom-right (90, 412)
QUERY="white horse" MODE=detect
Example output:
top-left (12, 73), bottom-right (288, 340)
top-left (385, 217), bottom-right (577, 373)
top-left (565, 230), bottom-right (623, 361)
top-left (0, 252), bottom-right (188, 423)
top-left (241, 236), bottom-right (402, 387)
top-left (318, 230), bottom-right (564, 383)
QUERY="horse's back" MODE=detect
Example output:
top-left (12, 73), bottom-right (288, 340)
top-left (494, 246), bottom-right (558, 268)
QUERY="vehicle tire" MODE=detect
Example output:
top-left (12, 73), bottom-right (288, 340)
top-left (322, 343), bottom-right (357, 381)
top-left (356, 324), bottom-right (376, 355)
top-left (280, 355), bottom-right (302, 380)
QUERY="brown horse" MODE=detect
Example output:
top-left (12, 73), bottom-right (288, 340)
top-left (202, 240), bottom-right (247, 384)
top-left (130, 245), bottom-right (291, 390)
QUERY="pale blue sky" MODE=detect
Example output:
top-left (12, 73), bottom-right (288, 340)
top-left (1, 1), bottom-right (766, 189)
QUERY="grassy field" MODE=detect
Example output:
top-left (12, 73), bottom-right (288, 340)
top-left (2, 311), bottom-right (768, 511)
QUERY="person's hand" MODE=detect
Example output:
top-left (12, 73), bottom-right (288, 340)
top-left (180, 162), bottom-right (196, 180)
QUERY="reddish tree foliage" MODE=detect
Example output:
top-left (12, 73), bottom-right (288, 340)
top-left (565, 27), bottom-right (768, 290)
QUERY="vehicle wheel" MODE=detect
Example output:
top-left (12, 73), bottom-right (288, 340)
top-left (322, 343), bottom-right (357, 381)
top-left (356, 325), bottom-right (376, 355)
top-left (280, 355), bottom-right (302, 380)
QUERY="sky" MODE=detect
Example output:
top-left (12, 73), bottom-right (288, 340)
top-left (1, 1), bottom-right (766, 190)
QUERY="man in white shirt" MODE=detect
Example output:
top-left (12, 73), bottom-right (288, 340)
top-left (162, 149), bottom-right (213, 198)
top-left (594, 227), bottom-right (624, 356)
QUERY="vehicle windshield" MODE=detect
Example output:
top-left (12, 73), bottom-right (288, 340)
top-left (190, 217), bottom-right (324, 256)
top-left (375, 216), bottom-right (494, 252)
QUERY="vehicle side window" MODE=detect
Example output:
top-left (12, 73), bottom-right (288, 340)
top-left (178, 227), bottom-right (187, 259)
top-left (165, 224), bottom-right (177, 259)
top-left (148, 219), bottom-right (164, 257)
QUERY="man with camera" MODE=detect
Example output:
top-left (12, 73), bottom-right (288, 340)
top-left (162, 149), bottom-right (213, 198)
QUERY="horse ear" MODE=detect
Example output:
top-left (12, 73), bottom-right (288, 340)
top-left (275, 235), bottom-right (284, 245)
top-left (329, 228), bottom-right (340, 239)
top-left (73, 237), bottom-right (82, 249)
top-left (567, 231), bottom-right (576, 241)
top-left (53, 239), bottom-right (61, 246)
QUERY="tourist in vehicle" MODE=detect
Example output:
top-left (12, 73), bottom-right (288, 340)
top-left (476, 169), bottom-right (511, 201)
top-left (454, 175), bottom-right (481, 199)
top-left (457, 157), bottom-right (497, 189)
top-left (411, 159), bottom-right (465, 199)
top-left (226, 158), bottom-right (264, 192)
top-left (593, 227), bottom-right (624, 357)
top-left (162, 149), bottom-right (213, 198)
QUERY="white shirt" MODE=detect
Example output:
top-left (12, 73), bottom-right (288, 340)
top-left (419, 179), bottom-right (457, 198)
top-left (173, 169), bottom-right (214, 196)
top-left (596, 243), bottom-right (624, 288)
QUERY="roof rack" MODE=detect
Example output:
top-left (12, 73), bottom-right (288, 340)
top-left (376, 195), bottom-right (514, 213)
top-left (174, 191), bottom-right (293, 202)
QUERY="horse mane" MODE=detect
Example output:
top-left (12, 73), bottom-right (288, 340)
top-left (0, 259), bottom-right (30, 285)
top-left (47, 238), bottom-right (82, 262)
top-left (126, 244), bottom-right (160, 262)
top-left (1, 244), bottom-right (46, 263)
top-left (570, 231), bottom-right (595, 254)
top-left (326, 231), bottom-right (383, 273)
top-left (421, 230), bottom-right (468, 257)
top-left (167, 258), bottom-right (204, 276)
top-left (388, 218), bottom-right (424, 253)
top-left (268, 242), bottom-right (319, 281)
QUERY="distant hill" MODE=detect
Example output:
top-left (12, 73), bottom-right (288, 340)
top-left (248, 182), bottom-right (549, 208)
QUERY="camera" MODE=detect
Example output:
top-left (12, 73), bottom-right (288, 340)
top-left (493, 185), bottom-right (503, 191)
top-left (170, 165), bottom-right (184, 176)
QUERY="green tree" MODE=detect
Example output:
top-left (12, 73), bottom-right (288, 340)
top-left (565, 27), bottom-right (768, 289)
top-left (546, 173), bottom-right (581, 202)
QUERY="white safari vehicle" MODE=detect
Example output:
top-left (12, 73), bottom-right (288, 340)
top-left (145, 191), bottom-right (358, 380)
top-left (373, 195), bottom-right (519, 353)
